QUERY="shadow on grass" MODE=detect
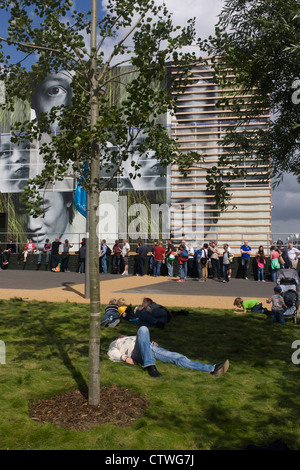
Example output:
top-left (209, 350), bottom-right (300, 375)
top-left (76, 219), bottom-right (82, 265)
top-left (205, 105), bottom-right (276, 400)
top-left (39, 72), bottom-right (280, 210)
top-left (0, 299), bottom-right (89, 396)
top-left (1, 299), bottom-right (300, 449)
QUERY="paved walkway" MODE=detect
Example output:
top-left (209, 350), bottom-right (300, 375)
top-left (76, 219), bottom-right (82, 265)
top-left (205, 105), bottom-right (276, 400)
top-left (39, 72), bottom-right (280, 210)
top-left (0, 271), bottom-right (275, 309)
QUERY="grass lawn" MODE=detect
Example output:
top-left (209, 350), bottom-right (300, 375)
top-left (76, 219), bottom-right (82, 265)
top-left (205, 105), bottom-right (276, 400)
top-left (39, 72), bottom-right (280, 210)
top-left (0, 297), bottom-right (300, 450)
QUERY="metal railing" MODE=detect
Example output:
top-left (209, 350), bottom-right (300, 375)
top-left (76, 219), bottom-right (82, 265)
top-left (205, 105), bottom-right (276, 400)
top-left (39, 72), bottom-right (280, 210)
top-left (0, 231), bottom-right (298, 254)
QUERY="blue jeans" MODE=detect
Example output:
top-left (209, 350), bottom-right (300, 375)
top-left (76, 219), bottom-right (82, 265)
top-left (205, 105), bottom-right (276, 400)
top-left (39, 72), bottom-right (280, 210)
top-left (38, 250), bottom-right (51, 263)
top-left (102, 310), bottom-right (119, 325)
top-left (196, 260), bottom-right (202, 279)
top-left (271, 268), bottom-right (279, 282)
top-left (79, 259), bottom-right (85, 273)
top-left (101, 254), bottom-right (107, 273)
top-left (184, 261), bottom-right (188, 278)
top-left (271, 309), bottom-right (285, 325)
top-left (223, 263), bottom-right (230, 282)
top-left (153, 260), bottom-right (162, 277)
top-left (149, 257), bottom-right (154, 275)
top-left (257, 267), bottom-right (264, 281)
top-left (241, 257), bottom-right (250, 278)
top-left (178, 264), bottom-right (185, 280)
top-left (167, 259), bottom-right (174, 277)
top-left (251, 302), bottom-right (264, 314)
top-left (131, 326), bottom-right (214, 373)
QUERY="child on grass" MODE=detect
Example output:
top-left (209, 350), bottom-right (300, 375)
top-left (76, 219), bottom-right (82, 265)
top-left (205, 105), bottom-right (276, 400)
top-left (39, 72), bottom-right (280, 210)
top-left (101, 298), bottom-right (120, 328)
top-left (233, 297), bottom-right (265, 314)
top-left (117, 297), bottom-right (127, 317)
top-left (266, 286), bottom-right (287, 325)
top-left (118, 298), bottom-right (139, 322)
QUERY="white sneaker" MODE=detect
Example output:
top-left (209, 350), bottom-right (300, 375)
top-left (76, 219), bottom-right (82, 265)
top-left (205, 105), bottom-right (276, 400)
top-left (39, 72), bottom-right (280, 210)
top-left (122, 271), bottom-right (128, 276)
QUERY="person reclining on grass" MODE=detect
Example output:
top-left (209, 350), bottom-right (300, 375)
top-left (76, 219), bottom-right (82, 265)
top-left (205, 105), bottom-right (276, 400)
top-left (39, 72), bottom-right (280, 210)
top-left (134, 297), bottom-right (170, 329)
top-left (101, 298), bottom-right (120, 328)
top-left (107, 326), bottom-right (230, 378)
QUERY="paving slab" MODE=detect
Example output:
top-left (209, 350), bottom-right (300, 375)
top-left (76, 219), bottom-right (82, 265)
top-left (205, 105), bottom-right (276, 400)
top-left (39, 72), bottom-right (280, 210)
top-left (0, 271), bottom-right (276, 309)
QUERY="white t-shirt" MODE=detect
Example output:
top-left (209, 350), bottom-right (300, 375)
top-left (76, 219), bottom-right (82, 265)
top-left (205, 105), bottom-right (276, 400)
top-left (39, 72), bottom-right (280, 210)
top-left (122, 243), bottom-right (130, 257)
top-left (288, 247), bottom-right (300, 262)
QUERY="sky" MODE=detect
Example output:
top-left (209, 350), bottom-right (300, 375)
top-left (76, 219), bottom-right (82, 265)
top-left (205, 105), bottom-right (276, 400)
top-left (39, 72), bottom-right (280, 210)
top-left (0, 0), bottom-right (298, 239)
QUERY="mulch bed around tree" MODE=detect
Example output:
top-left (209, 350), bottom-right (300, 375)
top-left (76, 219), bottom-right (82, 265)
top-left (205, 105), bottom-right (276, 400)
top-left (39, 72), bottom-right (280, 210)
top-left (29, 385), bottom-right (149, 431)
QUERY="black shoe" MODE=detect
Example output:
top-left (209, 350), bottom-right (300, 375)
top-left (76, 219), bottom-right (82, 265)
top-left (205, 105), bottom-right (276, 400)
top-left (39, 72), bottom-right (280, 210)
top-left (145, 365), bottom-right (162, 377)
top-left (211, 359), bottom-right (229, 376)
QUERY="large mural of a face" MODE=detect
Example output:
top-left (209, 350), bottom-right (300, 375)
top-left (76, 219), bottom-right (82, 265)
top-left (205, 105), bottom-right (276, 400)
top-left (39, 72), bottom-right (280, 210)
top-left (1, 66), bottom-right (170, 246)
top-left (119, 132), bottom-right (167, 192)
top-left (0, 135), bottom-right (30, 192)
top-left (27, 191), bottom-right (73, 249)
top-left (31, 71), bottom-right (73, 133)
top-left (0, 95), bottom-right (31, 239)
top-left (25, 72), bottom-right (76, 247)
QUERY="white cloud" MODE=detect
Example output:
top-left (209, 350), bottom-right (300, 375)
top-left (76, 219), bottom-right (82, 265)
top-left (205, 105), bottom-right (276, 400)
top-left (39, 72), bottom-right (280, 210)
top-left (163, 0), bottom-right (223, 39)
top-left (98, 0), bottom-right (223, 62)
top-left (272, 173), bottom-right (300, 237)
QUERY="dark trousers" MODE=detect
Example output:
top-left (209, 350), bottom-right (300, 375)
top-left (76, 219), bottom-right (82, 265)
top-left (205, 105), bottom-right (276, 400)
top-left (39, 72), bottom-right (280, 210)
top-left (51, 254), bottom-right (60, 269)
top-left (223, 263), bottom-right (230, 282)
top-left (62, 255), bottom-right (69, 271)
top-left (211, 258), bottom-right (221, 278)
top-left (241, 257), bottom-right (250, 278)
top-left (139, 257), bottom-right (147, 276)
top-left (271, 308), bottom-right (285, 325)
top-left (113, 256), bottom-right (121, 273)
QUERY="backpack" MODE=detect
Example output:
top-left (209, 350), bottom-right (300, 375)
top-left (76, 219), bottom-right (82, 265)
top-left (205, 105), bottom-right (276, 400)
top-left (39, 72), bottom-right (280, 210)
top-left (200, 249), bottom-right (208, 265)
top-left (181, 250), bottom-right (189, 261)
top-left (106, 246), bottom-right (111, 256)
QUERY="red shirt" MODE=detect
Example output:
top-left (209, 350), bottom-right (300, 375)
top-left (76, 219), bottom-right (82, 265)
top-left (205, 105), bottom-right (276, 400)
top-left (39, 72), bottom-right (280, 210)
top-left (154, 246), bottom-right (165, 261)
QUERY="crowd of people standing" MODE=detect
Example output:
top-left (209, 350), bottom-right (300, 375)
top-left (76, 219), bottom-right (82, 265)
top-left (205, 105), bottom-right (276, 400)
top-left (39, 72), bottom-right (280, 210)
top-left (1, 235), bottom-right (300, 281)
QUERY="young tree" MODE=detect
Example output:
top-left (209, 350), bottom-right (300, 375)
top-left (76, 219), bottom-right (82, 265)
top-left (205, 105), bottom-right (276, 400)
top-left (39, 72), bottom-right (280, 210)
top-left (204, 0), bottom-right (300, 190)
top-left (0, 0), bottom-right (200, 405)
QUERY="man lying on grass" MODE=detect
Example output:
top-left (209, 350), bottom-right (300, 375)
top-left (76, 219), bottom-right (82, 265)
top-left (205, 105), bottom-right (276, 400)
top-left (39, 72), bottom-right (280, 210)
top-left (107, 326), bottom-right (229, 378)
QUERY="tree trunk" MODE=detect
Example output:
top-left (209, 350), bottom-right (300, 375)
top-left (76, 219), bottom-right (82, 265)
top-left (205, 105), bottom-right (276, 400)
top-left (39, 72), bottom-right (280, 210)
top-left (88, 0), bottom-right (101, 407)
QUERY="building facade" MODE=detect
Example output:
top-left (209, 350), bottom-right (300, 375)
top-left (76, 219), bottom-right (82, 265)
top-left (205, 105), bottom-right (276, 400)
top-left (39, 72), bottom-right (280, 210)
top-left (0, 61), bottom-right (271, 253)
top-left (170, 60), bottom-right (271, 252)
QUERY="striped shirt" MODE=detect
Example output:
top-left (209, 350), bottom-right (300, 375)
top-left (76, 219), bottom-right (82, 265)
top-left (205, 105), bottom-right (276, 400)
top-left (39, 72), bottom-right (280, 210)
top-left (105, 304), bottom-right (119, 316)
top-left (270, 294), bottom-right (285, 310)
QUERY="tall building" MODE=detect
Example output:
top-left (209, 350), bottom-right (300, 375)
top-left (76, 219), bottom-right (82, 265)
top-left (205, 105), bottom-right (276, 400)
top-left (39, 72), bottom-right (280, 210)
top-left (170, 60), bottom-right (271, 252)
